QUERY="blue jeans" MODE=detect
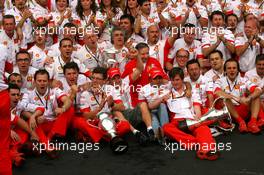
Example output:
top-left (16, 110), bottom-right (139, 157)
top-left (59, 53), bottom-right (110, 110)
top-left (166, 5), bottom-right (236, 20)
top-left (151, 103), bottom-right (169, 131)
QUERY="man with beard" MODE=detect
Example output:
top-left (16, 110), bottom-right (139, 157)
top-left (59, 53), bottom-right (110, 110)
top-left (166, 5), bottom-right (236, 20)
top-left (214, 59), bottom-right (263, 134)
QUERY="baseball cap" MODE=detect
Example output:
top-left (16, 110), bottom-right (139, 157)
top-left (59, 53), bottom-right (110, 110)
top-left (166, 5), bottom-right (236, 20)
top-left (149, 68), bottom-right (164, 79)
top-left (108, 68), bottom-right (121, 79)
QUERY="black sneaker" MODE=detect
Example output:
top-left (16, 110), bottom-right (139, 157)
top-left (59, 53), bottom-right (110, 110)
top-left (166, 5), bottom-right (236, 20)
top-left (147, 129), bottom-right (155, 142)
top-left (135, 131), bottom-right (148, 146)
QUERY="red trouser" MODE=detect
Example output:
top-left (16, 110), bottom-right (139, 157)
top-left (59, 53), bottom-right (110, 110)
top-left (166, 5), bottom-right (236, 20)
top-left (0, 90), bottom-right (11, 175)
top-left (163, 118), bottom-right (216, 152)
top-left (35, 107), bottom-right (74, 147)
top-left (10, 127), bottom-right (29, 150)
top-left (72, 116), bottom-right (130, 143)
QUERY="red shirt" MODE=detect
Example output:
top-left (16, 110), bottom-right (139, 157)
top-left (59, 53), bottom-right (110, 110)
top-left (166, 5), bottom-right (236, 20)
top-left (0, 90), bottom-right (11, 150)
top-left (122, 57), bottom-right (167, 107)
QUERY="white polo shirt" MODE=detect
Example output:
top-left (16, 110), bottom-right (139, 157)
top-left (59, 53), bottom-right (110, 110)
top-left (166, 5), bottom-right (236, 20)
top-left (202, 29), bottom-right (235, 61)
top-left (22, 88), bottom-right (67, 120)
top-left (166, 85), bottom-right (202, 119)
top-left (47, 42), bottom-right (81, 58)
top-left (45, 56), bottom-right (87, 80)
top-left (168, 38), bottom-right (203, 61)
top-left (214, 74), bottom-right (258, 105)
top-left (28, 45), bottom-right (50, 69)
top-left (245, 68), bottom-right (264, 100)
top-left (0, 30), bottom-right (20, 64)
top-left (30, 3), bottom-right (51, 20)
top-left (5, 7), bottom-right (33, 46)
top-left (204, 69), bottom-right (224, 83)
top-left (138, 83), bottom-right (171, 104)
top-left (148, 39), bottom-right (172, 68)
top-left (0, 44), bottom-right (12, 91)
top-left (102, 46), bottom-right (129, 73)
top-left (235, 34), bottom-right (260, 72)
top-left (184, 75), bottom-right (214, 108)
top-left (79, 84), bottom-right (122, 113)
top-left (13, 66), bottom-right (37, 94)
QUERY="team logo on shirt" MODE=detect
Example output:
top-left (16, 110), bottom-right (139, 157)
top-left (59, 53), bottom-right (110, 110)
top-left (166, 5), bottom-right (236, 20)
top-left (36, 54), bottom-right (40, 58)
top-left (189, 48), bottom-right (194, 52)
top-left (27, 75), bottom-right (33, 82)
top-left (195, 84), bottom-right (200, 88)
top-left (3, 41), bottom-right (8, 45)
top-left (148, 18), bottom-right (155, 23)
top-left (34, 97), bottom-right (39, 101)
top-left (15, 16), bottom-right (19, 20)
top-left (90, 96), bottom-right (95, 101)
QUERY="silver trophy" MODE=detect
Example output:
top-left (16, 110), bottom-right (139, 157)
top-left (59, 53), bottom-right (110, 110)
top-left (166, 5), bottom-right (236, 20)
top-left (178, 97), bottom-right (235, 132)
top-left (97, 112), bottom-right (128, 154)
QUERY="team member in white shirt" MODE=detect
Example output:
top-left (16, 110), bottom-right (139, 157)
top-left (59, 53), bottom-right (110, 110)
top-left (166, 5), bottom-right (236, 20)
top-left (202, 11), bottom-right (235, 61)
top-left (204, 50), bottom-right (225, 83)
top-left (21, 69), bottom-right (73, 155)
top-left (0, 44), bottom-right (13, 91)
top-left (214, 58), bottom-right (263, 134)
top-left (28, 28), bottom-right (51, 69)
top-left (139, 67), bottom-right (170, 144)
top-left (4, 0), bottom-right (34, 48)
top-left (134, 0), bottom-right (160, 39)
top-left (12, 51), bottom-right (37, 94)
top-left (184, 59), bottom-right (214, 114)
top-left (163, 67), bottom-right (219, 160)
top-left (235, 19), bottom-right (264, 73)
top-left (245, 54), bottom-right (264, 128)
top-left (145, 25), bottom-right (178, 69)
top-left (0, 15), bottom-right (20, 64)
top-left (45, 38), bottom-right (89, 83)
top-left (79, 67), bottom-right (131, 141)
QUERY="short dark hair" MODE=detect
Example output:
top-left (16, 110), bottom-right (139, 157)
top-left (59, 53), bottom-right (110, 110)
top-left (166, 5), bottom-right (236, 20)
top-left (63, 62), bottom-right (80, 74)
top-left (256, 54), bottom-right (264, 64)
top-left (3, 15), bottom-right (15, 24)
top-left (93, 67), bottom-right (108, 80)
top-left (16, 50), bottom-right (31, 60)
top-left (59, 38), bottom-right (73, 47)
top-left (186, 59), bottom-right (200, 69)
top-left (169, 67), bottom-right (184, 80)
top-left (8, 73), bottom-right (22, 84)
top-left (8, 83), bottom-right (20, 92)
top-left (63, 22), bottom-right (77, 28)
top-left (226, 14), bottom-right (238, 24)
top-left (34, 69), bottom-right (50, 80)
top-left (110, 27), bottom-right (125, 44)
top-left (210, 10), bottom-right (225, 21)
top-left (120, 14), bottom-right (135, 25)
top-left (208, 50), bottom-right (223, 60)
top-left (137, 0), bottom-right (148, 6)
top-left (224, 58), bottom-right (240, 72)
top-left (135, 42), bottom-right (149, 51)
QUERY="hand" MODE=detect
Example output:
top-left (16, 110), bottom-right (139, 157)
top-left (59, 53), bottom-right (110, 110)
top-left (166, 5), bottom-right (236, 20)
top-left (106, 10), bottom-right (114, 20)
top-left (71, 85), bottom-right (78, 94)
top-left (11, 130), bottom-right (21, 142)
top-left (44, 56), bottom-right (54, 65)
top-left (239, 96), bottom-right (251, 105)
top-left (185, 9), bottom-right (191, 18)
top-left (184, 88), bottom-right (192, 98)
top-left (29, 116), bottom-right (37, 130)
top-left (55, 107), bottom-right (64, 115)
top-left (51, 80), bottom-right (63, 89)
top-left (192, 6), bottom-right (200, 17)
top-left (78, 82), bottom-right (92, 92)
top-left (37, 115), bottom-right (45, 124)
top-left (107, 95), bottom-right (114, 107)
top-left (217, 33), bottom-right (225, 42)
top-left (162, 93), bottom-right (171, 102)
top-left (212, 75), bottom-right (220, 82)
top-left (30, 131), bottom-right (39, 141)
top-left (64, 8), bottom-right (72, 19)
top-left (157, 3), bottom-right (163, 14)
top-left (127, 47), bottom-right (138, 59)
top-left (22, 8), bottom-right (33, 19)
top-left (240, 3), bottom-right (246, 14)
top-left (247, 35), bottom-right (255, 45)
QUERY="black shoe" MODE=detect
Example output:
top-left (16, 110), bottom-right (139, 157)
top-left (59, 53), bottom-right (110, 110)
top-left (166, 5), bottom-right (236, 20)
top-left (135, 132), bottom-right (148, 146)
top-left (147, 129), bottom-right (155, 142)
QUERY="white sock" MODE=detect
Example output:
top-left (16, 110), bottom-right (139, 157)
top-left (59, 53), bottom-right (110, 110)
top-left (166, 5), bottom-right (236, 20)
top-left (133, 129), bottom-right (139, 135)
top-left (147, 127), bottom-right (153, 131)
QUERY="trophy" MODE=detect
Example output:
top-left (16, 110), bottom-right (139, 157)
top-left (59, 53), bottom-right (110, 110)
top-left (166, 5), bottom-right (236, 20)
top-left (97, 112), bottom-right (128, 154)
top-left (178, 97), bottom-right (235, 132)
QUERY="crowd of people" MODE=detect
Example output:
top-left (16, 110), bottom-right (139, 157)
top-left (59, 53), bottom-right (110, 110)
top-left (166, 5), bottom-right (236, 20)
top-left (1, 0), bottom-right (264, 174)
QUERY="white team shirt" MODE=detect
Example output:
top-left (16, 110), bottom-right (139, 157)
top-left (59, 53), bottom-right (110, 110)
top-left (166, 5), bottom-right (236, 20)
top-left (202, 29), bottom-right (235, 61)
top-left (28, 45), bottom-right (50, 69)
top-left (245, 68), bottom-right (264, 100)
top-left (184, 75), bottom-right (214, 107)
top-left (214, 74), bottom-right (259, 105)
top-left (204, 69), bottom-right (224, 83)
top-left (22, 88), bottom-right (67, 120)
top-left (80, 84), bottom-right (122, 113)
top-left (0, 44), bottom-right (11, 91)
top-left (235, 34), bottom-right (260, 72)
top-left (166, 85), bottom-right (202, 119)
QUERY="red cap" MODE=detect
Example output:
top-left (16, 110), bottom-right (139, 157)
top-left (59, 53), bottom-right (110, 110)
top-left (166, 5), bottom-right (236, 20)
top-left (108, 68), bottom-right (121, 79)
top-left (149, 68), bottom-right (164, 79)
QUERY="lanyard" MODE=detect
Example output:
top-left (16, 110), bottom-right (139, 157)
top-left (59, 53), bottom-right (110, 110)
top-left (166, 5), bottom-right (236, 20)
top-left (91, 91), bottom-right (102, 106)
top-left (35, 89), bottom-right (50, 110)
top-left (85, 45), bottom-right (99, 64)
top-left (226, 77), bottom-right (237, 92)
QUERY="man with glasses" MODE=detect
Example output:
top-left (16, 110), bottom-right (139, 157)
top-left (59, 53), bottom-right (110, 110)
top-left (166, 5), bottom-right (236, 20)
top-left (12, 50), bottom-right (37, 94)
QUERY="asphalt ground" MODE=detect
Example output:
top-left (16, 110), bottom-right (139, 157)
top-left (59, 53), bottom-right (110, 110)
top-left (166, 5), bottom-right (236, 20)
top-left (13, 128), bottom-right (264, 175)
